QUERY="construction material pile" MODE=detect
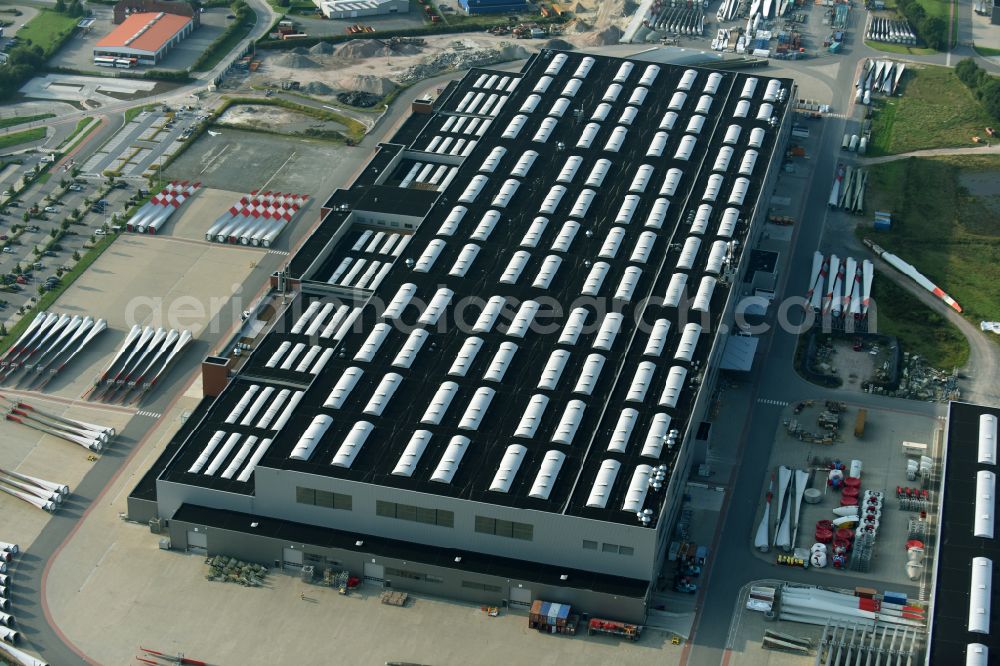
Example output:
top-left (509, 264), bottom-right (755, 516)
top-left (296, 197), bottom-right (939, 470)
top-left (205, 190), bottom-right (309, 247)
top-left (336, 91), bottom-right (382, 108)
top-left (90, 325), bottom-right (193, 405)
top-left (271, 52), bottom-right (321, 69)
top-left (126, 181), bottom-right (200, 234)
top-left (0, 313), bottom-right (107, 388)
top-left (805, 252), bottom-right (873, 320)
top-left (205, 555), bottom-right (268, 586)
top-left (336, 74), bottom-right (396, 96)
top-left (0, 467), bottom-right (70, 512)
top-left (398, 45), bottom-right (531, 85)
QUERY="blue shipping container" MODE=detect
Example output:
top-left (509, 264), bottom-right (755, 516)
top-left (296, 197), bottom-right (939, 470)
top-left (874, 218), bottom-right (891, 230)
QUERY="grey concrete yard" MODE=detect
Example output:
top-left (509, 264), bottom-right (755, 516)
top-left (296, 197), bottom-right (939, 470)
top-left (749, 400), bottom-right (940, 589)
top-left (46, 387), bottom-right (685, 665)
top-left (163, 127), bottom-right (367, 198)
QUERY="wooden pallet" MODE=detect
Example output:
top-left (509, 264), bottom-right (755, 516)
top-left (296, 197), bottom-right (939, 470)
top-left (380, 591), bottom-right (409, 606)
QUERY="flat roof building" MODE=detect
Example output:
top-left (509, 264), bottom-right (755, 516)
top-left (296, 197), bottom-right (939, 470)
top-left (314, 0), bottom-right (409, 19)
top-left (928, 401), bottom-right (1000, 664)
top-left (129, 51), bottom-right (794, 621)
top-left (94, 11), bottom-right (194, 66)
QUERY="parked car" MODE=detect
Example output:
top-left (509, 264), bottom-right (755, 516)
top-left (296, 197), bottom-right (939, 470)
top-left (44, 206), bottom-right (58, 213)
top-left (1, 247), bottom-right (12, 254)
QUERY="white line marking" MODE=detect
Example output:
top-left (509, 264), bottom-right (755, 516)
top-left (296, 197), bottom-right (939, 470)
top-left (200, 144), bottom-right (231, 175)
top-left (259, 151), bottom-right (297, 191)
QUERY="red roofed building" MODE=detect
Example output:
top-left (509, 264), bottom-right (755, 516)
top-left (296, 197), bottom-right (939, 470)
top-left (94, 11), bottom-right (194, 66)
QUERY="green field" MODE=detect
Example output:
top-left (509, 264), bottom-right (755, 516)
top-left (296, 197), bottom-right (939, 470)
top-left (57, 117), bottom-right (97, 150)
top-left (864, 41), bottom-right (937, 56)
top-left (16, 9), bottom-right (78, 57)
top-left (869, 278), bottom-right (969, 368)
top-left (0, 113), bottom-right (55, 130)
top-left (863, 155), bottom-right (1000, 329)
top-left (869, 65), bottom-right (996, 156)
top-left (974, 44), bottom-right (1000, 57)
top-left (0, 127), bottom-right (46, 151)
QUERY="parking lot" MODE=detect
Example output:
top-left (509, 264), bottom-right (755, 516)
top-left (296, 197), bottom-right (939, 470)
top-left (0, 171), bottom-right (136, 325)
top-left (47, 5), bottom-right (233, 73)
top-left (80, 109), bottom-right (202, 178)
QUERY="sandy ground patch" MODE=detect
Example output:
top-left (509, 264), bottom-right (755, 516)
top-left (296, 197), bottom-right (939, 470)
top-left (250, 34), bottom-right (549, 93)
top-left (217, 104), bottom-right (347, 135)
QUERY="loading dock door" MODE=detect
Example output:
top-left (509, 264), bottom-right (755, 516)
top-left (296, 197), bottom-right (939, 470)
top-left (509, 586), bottom-right (532, 609)
top-left (282, 547), bottom-right (303, 569)
top-left (363, 562), bottom-right (385, 585)
top-left (187, 530), bottom-right (207, 553)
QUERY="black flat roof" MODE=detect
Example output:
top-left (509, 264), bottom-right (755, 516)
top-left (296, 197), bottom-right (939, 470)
top-left (929, 401), bottom-right (1000, 663)
top-left (163, 51), bottom-right (792, 526)
top-left (172, 503), bottom-right (649, 598)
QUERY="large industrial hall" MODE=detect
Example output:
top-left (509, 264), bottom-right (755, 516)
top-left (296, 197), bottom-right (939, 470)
top-left (128, 51), bottom-right (795, 622)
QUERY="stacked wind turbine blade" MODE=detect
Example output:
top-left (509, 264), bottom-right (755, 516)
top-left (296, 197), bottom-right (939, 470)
top-left (2, 398), bottom-right (111, 451)
top-left (773, 466), bottom-right (791, 549)
top-left (0, 639), bottom-right (49, 665)
top-left (0, 468), bottom-right (66, 512)
top-left (1, 312), bottom-right (105, 385)
top-left (790, 469), bottom-right (809, 548)
top-left (754, 503), bottom-right (770, 552)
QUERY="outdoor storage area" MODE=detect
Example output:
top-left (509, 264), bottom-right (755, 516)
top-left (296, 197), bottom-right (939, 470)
top-left (751, 399), bottom-right (940, 588)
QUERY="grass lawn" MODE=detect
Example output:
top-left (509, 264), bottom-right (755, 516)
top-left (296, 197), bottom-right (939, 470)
top-left (16, 9), bottom-right (79, 58)
top-left (864, 40), bottom-right (937, 55)
top-left (0, 127), bottom-right (46, 151)
top-left (124, 104), bottom-right (156, 124)
top-left (0, 113), bottom-right (55, 130)
top-left (914, 0), bottom-right (957, 47)
top-left (862, 155), bottom-right (1000, 328)
top-left (57, 117), bottom-right (97, 150)
top-left (868, 65), bottom-right (995, 155)
top-left (974, 44), bottom-right (1000, 57)
top-left (869, 279), bottom-right (969, 368)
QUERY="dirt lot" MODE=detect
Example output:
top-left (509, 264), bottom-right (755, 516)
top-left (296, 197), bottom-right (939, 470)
top-left (217, 104), bottom-right (347, 135)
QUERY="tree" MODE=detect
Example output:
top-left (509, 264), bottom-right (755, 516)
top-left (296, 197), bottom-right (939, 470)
top-left (72, 250), bottom-right (80, 261)
top-left (920, 16), bottom-right (947, 51)
top-left (54, 0), bottom-right (67, 12)
top-left (0, 323), bottom-right (7, 337)
top-left (68, 0), bottom-right (84, 17)
top-left (979, 79), bottom-right (1000, 122)
top-left (37, 284), bottom-right (45, 296)
top-left (49, 228), bottom-right (57, 238)
top-left (13, 264), bottom-right (21, 275)
top-left (21, 212), bottom-right (29, 223)
top-left (88, 234), bottom-right (96, 244)
top-left (955, 58), bottom-right (979, 88)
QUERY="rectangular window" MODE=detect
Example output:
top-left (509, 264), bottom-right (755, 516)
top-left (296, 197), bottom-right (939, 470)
top-left (296, 487), bottom-right (351, 511)
top-left (425, 574), bottom-right (444, 583)
top-left (462, 580), bottom-right (503, 593)
top-left (315, 489), bottom-right (334, 508)
top-left (377, 500), bottom-right (453, 527)
top-left (602, 543), bottom-right (619, 553)
top-left (619, 546), bottom-right (634, 556)
top-left (583, 540), bottom-right (598, 550)
top-left (474, 515), bottom-right (533, 541)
